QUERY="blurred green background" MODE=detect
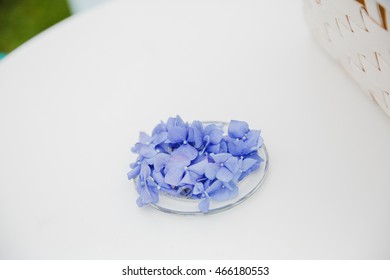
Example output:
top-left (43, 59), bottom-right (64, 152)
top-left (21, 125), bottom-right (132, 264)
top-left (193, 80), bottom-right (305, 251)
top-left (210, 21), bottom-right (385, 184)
top-left (0, 0), bottom-right (71, 53)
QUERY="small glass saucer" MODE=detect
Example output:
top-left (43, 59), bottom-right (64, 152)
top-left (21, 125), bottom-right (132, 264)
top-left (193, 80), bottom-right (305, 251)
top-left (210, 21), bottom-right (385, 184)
top-left (144, 121), bottom-right (269, 215)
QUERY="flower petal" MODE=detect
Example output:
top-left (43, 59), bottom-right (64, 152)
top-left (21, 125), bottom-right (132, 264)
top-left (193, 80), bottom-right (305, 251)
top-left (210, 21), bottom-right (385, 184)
top-left (208, 128), bottom-right (223, 144)
top-left (180, 171), bottom-right (197, 186)
top-left (152, 131), bottom-right (168, 145)
top-left (188, 158), bottom-right (207, 175)
top-left (198, 197), bottom-right (210, 213)
top-left (206, 144), bottom-right (220, 154)
top-left (139, 131), bottom-right (152, 144)
top-left (219, 141), bottom-right (228, 153)
top-left (205, 180), bottom-right (222, 193)
top-left (210, 153), bottom-right (232, 164)
top-left (228, 120), bottom-right (249, 139)
top-left (208, 185), bottom-right (238, 201)
top-left (127, 165), bottom-right (141, 180)
top-left (140, 162), bottom-right (151, 179)
top-left (152, 122), bottom-right (167, 136)
top-left (205, 163), bottom-right (219, 180)
top-left (241, 158), bottom-right (258, 172)
top-left (136, 180), bottom-right (159, 207)
top-left (139, 145), bottom-right (158, 158)
top-left (167, 126), bottom-right (187, 143)
top-left (224, 156), bottom-right (239, 173)
top-left (166, 154), bottom-right (191, 170)
top-left (153, 153), bottom-right (170, 172)
top-left (193, 182), bottom-right (204, 195)
top-left (152, 170), bottom-right (170, 189)
top-left (227, 139), bottom-right (244, 156)
top-left (164, 167), bottom-right (185, 186)
top-left (191, 121), bottom-right (204, 148)
top-left (173, 144), bottom-right (198, 161)
top-left (216, 166), bottom-right (234, 182)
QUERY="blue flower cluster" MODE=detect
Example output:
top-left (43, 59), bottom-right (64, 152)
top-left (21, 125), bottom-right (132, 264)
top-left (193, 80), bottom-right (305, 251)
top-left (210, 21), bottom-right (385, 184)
top-left (128, 116), bottom-right (264, 213)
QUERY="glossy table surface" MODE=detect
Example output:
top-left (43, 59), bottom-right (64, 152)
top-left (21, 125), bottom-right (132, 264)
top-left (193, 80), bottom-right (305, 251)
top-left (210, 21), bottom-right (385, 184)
top-left (0, 0), bottom-right (389, 259)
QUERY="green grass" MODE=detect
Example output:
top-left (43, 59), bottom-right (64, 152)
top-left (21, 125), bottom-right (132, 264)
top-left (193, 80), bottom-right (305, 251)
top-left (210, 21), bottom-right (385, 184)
top-left (0, 0), bottom-right (71, 53)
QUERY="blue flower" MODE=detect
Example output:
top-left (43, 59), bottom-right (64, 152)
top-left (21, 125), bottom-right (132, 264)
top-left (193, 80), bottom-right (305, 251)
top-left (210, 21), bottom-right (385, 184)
top-left (192, 181), bottom-right (211, 213)
top-left (127, 158), bottom-right (142, 180)
top-left (135, 163), bottom-right (159, 207)
top-left (132, 131), bottom-right (167, 154)
top-left (166, 115), bottom-right (190, 144)
top-left (205, 153), bottom-right (239, 182)
top-left (228, 120), bottom-right (250, 139)
top-left (201, 124), bottom-right (224, 154)
top-left (206, 179), bottom-right (238, 201)
top-left (164, 154), bottom-right (207, 187)
top-left (226, 120), bottom-right (263, 156)
top-left (193, 179), bottom-right (238, 212)
top-left (232, 156), bottom-right (261, 184)
top-left (127, 130), bottom-right (168, 180)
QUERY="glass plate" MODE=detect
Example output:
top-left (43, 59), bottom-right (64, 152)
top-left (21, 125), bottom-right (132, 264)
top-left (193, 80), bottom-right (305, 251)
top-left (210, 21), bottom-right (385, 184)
top-left (132, 122), bottom-right (269, 215)
top-left (145, 121), bottom-right (270, 215)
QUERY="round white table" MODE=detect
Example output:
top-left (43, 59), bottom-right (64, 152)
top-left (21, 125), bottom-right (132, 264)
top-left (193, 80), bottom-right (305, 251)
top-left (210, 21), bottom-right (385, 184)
top-left (0, 0), bottom-right (389, 259)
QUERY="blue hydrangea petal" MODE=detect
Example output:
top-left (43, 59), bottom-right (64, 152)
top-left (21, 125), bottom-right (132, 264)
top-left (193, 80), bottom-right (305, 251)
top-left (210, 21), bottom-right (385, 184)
top-left (199, 197), bottom-right (210, 213)
top-left (193, 182), bottom-right (204, 195)
top-left (153, 153), bottom-right (170, 172)
top-left (205, 163), bottom-right (219, 180)
top-left (155, 142), bottom-right (171, 154)
top-left (127, 165), bottom-right (141, 180)
top-left (140, 162), bottom-right (151, 179)
top-left (245, 130), bottom-right (261, 148)
top-left (228, 120), bottom-right (249, 139)
top-left (208, 185), bottom-right (238, 201)
top-left (173, 144), bottom-right (198, 161)
top-left (152, 131), bottom-right (168, 145)
top-left (180, 171), bottom-right (197, 186)
top-left (208, 128), bottom-right (223, 145)
top-left (210, 153), bottom-right (232, 164)
top-left (139, 132), bottom-right (152, 144)
top-left (203, 124), bottom-right (220, 135)
top-left (152, 122), bottom-right (167, 136)
top-left (167, 115), bottom-right (186, 130)
top-left (219, 141), bottom-right (228, 153)
top-left (164, 167), bottom-right (185, 186)
top-left (166, 117), bottom-right (175, 131)
top-left (206, 144), bottom-right (220, 154)
top-left (205, 180), bottom-right (222, 193)
top-left (139, 145), bottom-right (158, 158)
top-left (132, 142), bottom-right (144, 153)
top-left (167, 126), bottom-right (187, 143)
top-left (136, 180), bottom-right (159, 207)
top-left (135, 179), bottom-right (143, 194)
top-left (227, 139), bottom-right (244, 156)
top-left (165, 155), bottom-right (191, 170)
top-left (216, 166), bottom-right (234, 182)
top-left (186, 127), bottom-right (194, 143)
top-left (224, 156), bottom-right (239, 173)
top-left (191, 121), bottom-right (204, 148)
top-left (188, 158), bottom-right (208, 175)
top-left (201, 135), bottom-right (211, 154)
top-left (175, 115), bottom-right (186, 126)
top-left (241, 158), bottom-right (258, 172)
top-left (152, 170), bottom-right (170, 189)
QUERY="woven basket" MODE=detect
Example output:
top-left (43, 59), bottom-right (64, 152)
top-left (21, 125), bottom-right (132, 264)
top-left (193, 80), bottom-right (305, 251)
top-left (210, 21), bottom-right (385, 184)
top-left (303, 0), bottom-right (390, 117)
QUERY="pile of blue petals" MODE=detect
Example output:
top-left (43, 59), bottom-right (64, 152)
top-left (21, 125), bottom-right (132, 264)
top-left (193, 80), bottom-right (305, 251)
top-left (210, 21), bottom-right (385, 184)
top-left (128, 116), bottom-right (264, 213)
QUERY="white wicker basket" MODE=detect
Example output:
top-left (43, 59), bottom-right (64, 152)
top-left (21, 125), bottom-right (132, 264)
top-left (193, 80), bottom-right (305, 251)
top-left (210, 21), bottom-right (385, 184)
top-left (303, 0), bottom-right (390, 117)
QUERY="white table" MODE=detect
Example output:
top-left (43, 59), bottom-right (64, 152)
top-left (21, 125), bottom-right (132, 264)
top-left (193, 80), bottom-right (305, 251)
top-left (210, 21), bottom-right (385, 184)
top-left (1, 0), bottom-right (389, 259)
